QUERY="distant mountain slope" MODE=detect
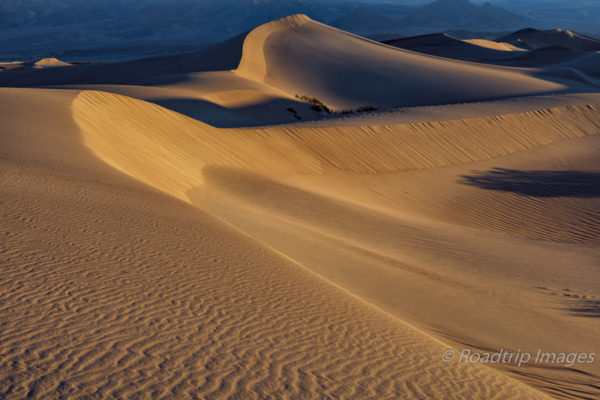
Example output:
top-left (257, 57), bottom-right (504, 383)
top-left (0, 32), bottom-right (248, 87)
top-left (0, 0), bottom-right (336, 61)
top-left (402, 0), bottom-right (531, 31)
top-left (330, 8), bottom-right (398, 34)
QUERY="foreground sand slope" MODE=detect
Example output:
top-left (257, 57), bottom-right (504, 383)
top-left (73, 89), bottom-right (600, 399)
top-left (0, 89), bottom-right (555, 399)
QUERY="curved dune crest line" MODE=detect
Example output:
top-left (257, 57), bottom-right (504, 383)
top-left (72, 90), bottom-right (323, 201)
top-left (268, 104), bottom-right (600, 173)
top-left (235, 14), bottom-right (311, 82)
top-left (233, 15), bottom-right (564, 110)
top-left (74, 90), bottom-right (600, 199)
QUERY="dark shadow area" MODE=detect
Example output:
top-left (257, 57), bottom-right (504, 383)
top-left (0, 32), bottom-right (247, 88)
top-left (567, 299), bottom-right (600, 318)
top-left (151, 97), bottom-right (321, 128)
top-left (459, 168), bottom-right (600, 198)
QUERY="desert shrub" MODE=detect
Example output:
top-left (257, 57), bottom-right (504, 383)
top-left (340, 106), bottom-right (380, 115)
top-left (286, 107), bottom-right (302, 120)
top-left (356, 105), bottom-right (379, 112)
top-left (295, 94), bottom-right (332, 113)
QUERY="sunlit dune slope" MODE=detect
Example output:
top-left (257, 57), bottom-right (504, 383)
top-left (58, 70), bottom-right (328, 128)
top-left (72, 89), bottom-right (600, 399)
top-left (74, 90), bottom-right (600, 200)
top-left (0, 87), bottom-right (556, 399)
top-left (462, 39), bottom-right (526, 52)
top-left (33, 57), bottom-right (71, 68)
top-left (234, 15), bottom-right (563, 110)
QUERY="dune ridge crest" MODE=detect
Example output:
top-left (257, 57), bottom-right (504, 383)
top-left (234, 14), bottom-right (311, 82)
top-left (73, 90), bottom-right (600, 200)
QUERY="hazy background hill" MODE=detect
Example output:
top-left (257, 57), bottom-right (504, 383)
top-left (401, 0), bottom-right (531, 30)
top-left (1, 0), bottom-right (598, 62)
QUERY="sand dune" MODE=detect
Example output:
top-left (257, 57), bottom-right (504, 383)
top-left (496, 46), bottom-right (582, 67)
top-left (55, 71), bottom-right (327, 127)
top-left (498, 28), bottom-right (600, 52)
top-left (0, 87), bottom-right (555, 399)
top-left (554, 51), bottom-right (600, 79)
top-left (234, 16), bottom-right (563, 110)
top-left (462, 38), bottom-right (526, 52)
top-left (71, 89), bottom-right (600, 397)
top-left (1, 14), bottom-right (599, 400)
top-left (385, 29), bottom-right (600, 89)
top-left (33, 57), bottom-right (71, 68)
top-left (0, 61), bottom-right (24, 71)
top-left (384, 33), bottom-right (527, 62)
top-left (74, 90), bottom-right (600, 180)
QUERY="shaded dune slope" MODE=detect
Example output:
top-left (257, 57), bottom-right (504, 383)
top-left (383, 29), bottom-right (600, 87)
top-left (234, 15), bottom-right (563, 110)
top-left (384, 33), bottom-right (526, 62)
top-left (498, 28), bottom-right (600, 52)
top-left (0, 32), bottom-right (247, 87)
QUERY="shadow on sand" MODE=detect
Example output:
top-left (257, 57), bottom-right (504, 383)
top-left (459, 168), bottom-right (600, 198)
top-left (567, 299), bottom-right (600, 318)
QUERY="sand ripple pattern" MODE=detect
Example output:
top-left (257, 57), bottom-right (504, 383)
top-left (0, 164), bottom-right (549, 399)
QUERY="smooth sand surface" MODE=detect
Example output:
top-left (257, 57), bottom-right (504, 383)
top-left (33, 58), bottom-right (71, 68)
top-left (1, 15), bottom-right (599, 400)
top-left (462, 39), bottom-right (527, 52)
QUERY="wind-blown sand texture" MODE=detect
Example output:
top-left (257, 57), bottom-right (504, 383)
top-left (1, 15), bottom-right (599, 400)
